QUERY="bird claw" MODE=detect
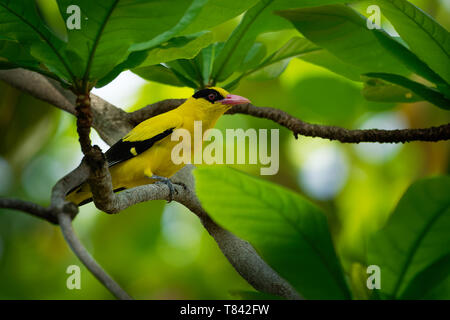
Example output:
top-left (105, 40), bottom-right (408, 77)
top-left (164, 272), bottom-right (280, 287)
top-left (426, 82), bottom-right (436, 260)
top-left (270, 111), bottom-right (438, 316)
top-left (151, 175), bottom-right (175, 202)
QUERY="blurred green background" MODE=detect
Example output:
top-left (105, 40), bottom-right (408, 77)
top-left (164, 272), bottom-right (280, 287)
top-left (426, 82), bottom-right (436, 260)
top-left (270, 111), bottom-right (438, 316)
top-left (0, 0), bottom-right (449, 299)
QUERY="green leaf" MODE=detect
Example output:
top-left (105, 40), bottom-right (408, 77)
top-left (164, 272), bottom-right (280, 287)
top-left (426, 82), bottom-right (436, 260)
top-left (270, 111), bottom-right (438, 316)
top-left (97, 31), bottom-right (213, 88)
top-left (194, 166), bottom-right (351, 299)
top-left (368, 176), bottom-right (450, 299)
top-left (238, 42), bottom-right (267, 73)
top-left (211, 0), bottom-right (352, 83)
top-left (247, 58), bottom-right (290, 81)
top-left (365, 73), bottom-right (450, 110)
top-left (298, 50), bottom-right (363, 82)
top-left (260, 36), bottom-right (319, 68)
top-left (277, 5), bottom-right (445, 86)
top-left (141, 32), bottom-right (213, 67)
top-left (132, 65), bottom-right (186, 88)
top-left (377, 0), bottom-right (450, 85)
top-left (56, 0), bottom-right (207, 84)
top-left (35, 0), bottom-right (67, 41)
top-left (95, 51), bottom-right (148, 88)
top-left (180, 0), bottom-right (260, 35)
top-left (166, 59), bottom-right (203, 88)
top-left (194, 42), bottom-right (224, 86)
top-left (400, 254), bottom-right (450, 299)
top-left (0, 40), bottom-right (40, 70)
top-left (362, 77), bottom-right (422, 103)
top-left (224, 36), bottom-right (321, 89)
top-left (211, 0), bottom-right (274, 82)
top-left (290, 75), bottom-right (363, 124)
top-left (247, 36), bottom-right (319, 81)
top-left (0, 0), bottom-right (75, 82)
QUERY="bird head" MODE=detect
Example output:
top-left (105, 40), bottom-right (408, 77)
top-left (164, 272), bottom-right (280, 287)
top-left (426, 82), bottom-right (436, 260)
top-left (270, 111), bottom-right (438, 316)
top-left (191, 87), bottom-right (251, 112)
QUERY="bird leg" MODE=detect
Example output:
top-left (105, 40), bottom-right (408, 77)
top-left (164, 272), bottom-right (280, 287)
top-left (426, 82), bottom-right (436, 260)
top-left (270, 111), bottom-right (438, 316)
top-left (150, 175), bottom-right (175, 202)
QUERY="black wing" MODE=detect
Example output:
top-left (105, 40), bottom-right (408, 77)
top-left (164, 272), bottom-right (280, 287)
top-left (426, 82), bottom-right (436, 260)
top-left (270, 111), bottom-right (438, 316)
top-left (105, 128), bottom-right (174, 167)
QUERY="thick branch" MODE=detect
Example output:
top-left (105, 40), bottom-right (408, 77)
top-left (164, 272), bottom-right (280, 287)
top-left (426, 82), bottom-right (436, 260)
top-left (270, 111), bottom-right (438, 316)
top-left (85, 164), bottom-right (302, 300)
top-left (0, 68), bottom-right (75, 115)
top-left (0, 69), bottom-right (131, 145)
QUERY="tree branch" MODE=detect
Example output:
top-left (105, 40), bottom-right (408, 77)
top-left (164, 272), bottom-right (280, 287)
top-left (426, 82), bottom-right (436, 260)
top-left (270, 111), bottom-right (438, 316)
top-left (57, 211), bottom-right (132, 300)
top-left (131, 99), bottom-right (450, 143)
top-left (0, 68), bottom-right (76, 115)
top-left (0, 158), bottom-right (133, 300)
top-left (82, 163), bottom-right (302, 299)
top-left (0, 198), bottom-right (59, 224)
top-left (0, 69), bottom-right (131, 145)
top-left (228, 104), bottom-right (450, 143)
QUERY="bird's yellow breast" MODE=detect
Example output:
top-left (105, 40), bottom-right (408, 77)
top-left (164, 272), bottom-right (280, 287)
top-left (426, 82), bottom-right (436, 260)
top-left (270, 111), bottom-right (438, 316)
top-left (109, 110), bottom-right (224, 190)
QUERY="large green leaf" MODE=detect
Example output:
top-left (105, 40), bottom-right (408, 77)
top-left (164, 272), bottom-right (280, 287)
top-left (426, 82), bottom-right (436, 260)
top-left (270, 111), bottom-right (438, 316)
top-left (97, 32), bottom-right (213, 88)
top-left (377, 0), bottom-right (450, 85)
top-left (194, 166), bottom-right (351, 299)
top-left (277, 5), bottom-right (444, 85)
top-left (211, 0), bottom-right (274, 82)
top-left (0, 40), bottom-right (40, 70)
top-left (238, 42), bottom-right (267, 73)
top-left (0, 0), bottom-right (74, 82)
top-left (362, 77), bottom-right (422, 103)
top-left (98, 0), bottom-right (258, 87)
top-left (367, 176), bottom-right (450, 299)
top-left (211, 0), bottom-right (352, 83)
top-left (56, 0), bottom-right (207, 85)
top-left (193, 42), bottom-right (224, 86)
top-left (180, 0), bottom-right (260, 35)
top-left (364, 73), bottom-right (450, 110)
top-left (132, 64), bottom-right (186, 87)
top-left (289, 74), bottom-right (363, 124)
top-left (298, 49), bottom-right (363, 82)
top-left (224, 36), bottom-right (320, 88)
top-left (0, 0), bottom-right (210, 87)
top-left (140, 32), bottom-right (213, 67)
top-left (166, 59), bottom-right (203, 87)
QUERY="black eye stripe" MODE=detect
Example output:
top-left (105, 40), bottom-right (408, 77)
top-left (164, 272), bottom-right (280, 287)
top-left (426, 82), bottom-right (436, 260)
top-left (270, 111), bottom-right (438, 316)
top-left (193, 89), bottom-right (224, 103)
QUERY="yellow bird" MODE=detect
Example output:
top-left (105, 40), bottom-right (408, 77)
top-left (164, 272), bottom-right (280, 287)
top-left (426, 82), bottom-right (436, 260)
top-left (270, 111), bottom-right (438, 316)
top-left (66, 87), bottom-right (250, 206)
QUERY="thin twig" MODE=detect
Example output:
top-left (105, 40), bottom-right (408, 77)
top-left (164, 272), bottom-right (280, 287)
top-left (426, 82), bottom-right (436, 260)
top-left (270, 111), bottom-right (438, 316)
top-left (51, 159), bottom-right (133, 300)
top-left (57, 212), bottom-right (132, 300)
top-left (130, 99), bottom-right (450, 143)
top-left (0, 198), bottom-right (58, 224)
top-left (228, 104), bottom-right (450, 143)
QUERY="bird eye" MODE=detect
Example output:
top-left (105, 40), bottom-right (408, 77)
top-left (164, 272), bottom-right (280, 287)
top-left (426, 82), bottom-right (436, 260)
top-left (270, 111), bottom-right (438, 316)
top-left (208, 93), bottom-right (216, 101)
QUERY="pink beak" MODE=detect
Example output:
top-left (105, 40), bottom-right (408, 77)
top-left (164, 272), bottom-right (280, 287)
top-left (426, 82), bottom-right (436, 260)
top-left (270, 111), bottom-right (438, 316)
top-left (219, 94), bottom-right (251, 105)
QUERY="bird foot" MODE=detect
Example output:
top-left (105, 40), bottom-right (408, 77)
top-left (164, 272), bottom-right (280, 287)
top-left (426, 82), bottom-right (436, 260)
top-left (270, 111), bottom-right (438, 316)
top-left (151, 175), bottom-right (175, 202)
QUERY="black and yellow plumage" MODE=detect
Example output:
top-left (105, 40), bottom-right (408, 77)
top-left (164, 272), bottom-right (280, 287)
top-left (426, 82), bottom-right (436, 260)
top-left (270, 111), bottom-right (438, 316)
top-left (66, 87), bottom-right (250, 206)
